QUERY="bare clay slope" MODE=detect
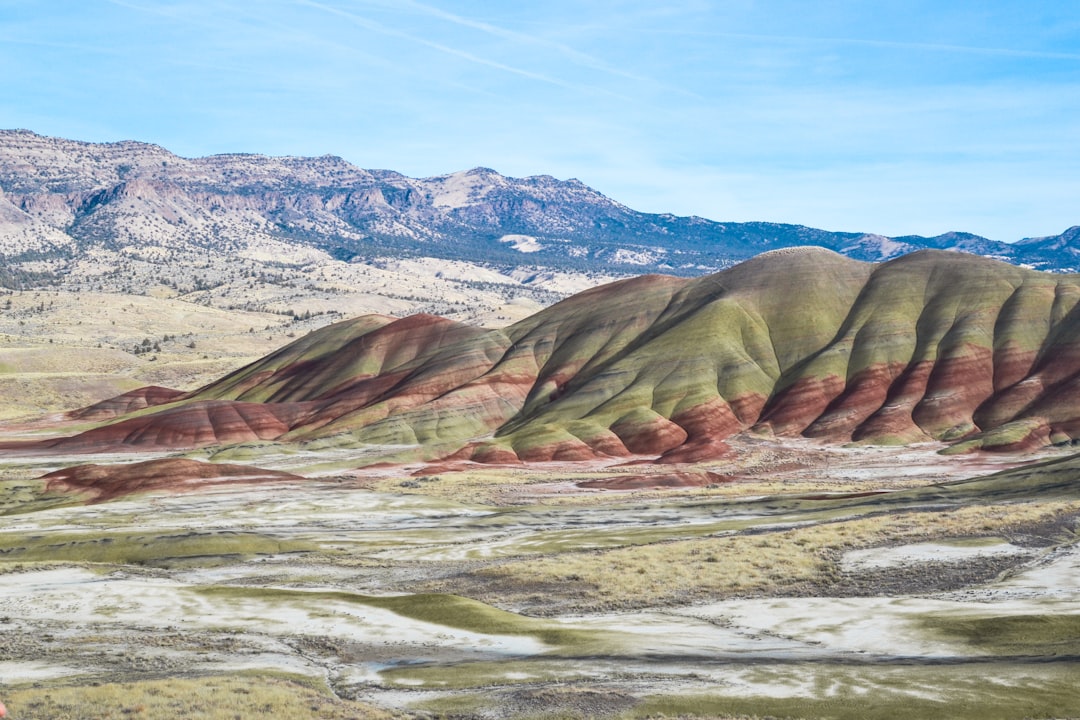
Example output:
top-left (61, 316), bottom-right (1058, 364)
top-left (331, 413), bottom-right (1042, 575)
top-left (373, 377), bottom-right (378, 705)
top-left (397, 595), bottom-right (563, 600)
top-left (30, 248), bottom-right (1080, 460)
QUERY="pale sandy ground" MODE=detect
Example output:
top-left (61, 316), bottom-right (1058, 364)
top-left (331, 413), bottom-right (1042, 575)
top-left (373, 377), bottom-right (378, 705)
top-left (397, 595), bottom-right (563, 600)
top-left (0, 257), bottom-right (613, 421)
top-left (840, 539), bottom-right (1030, 572)
top-left (1, 529), bottom-right (1076, 707)
top-left (1, 437), bottom-right (1078, 717)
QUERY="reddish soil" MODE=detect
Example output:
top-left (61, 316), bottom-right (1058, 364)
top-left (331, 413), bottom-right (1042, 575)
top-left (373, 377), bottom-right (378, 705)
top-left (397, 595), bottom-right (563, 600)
top-left (515, 436), bottom-right (598, 463)
top-left (656, 438), bottom-right (733, 464)
top-left (610, 414), bottom-right (688, 455)
top-left (911, 346), bottom-right (996, 437)
top-left (757, 374), bottom-right (847, 436)
top-left (848, 362), bottom-right (930, 442)
top-left (41, 458), bottom-right (305, 502)
top-left (803, 363), bottom-right (908, 440)
top-left (45, 401), bottom-right (307, 451)
top-left (68, 386), bottom-right (186, 421)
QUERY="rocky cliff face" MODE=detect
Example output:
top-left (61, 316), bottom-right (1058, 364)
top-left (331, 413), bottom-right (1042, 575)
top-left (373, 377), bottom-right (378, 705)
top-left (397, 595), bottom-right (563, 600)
top-left (2, 129), bottom-right (1079, 284)
top-left (22, 248), bottom-right (1080, 462)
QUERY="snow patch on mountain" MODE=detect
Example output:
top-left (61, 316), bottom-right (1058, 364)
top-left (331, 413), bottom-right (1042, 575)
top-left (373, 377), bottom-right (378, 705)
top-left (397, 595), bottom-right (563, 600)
top-left (612, 248), bottom-right (665, 265)
top-left (500, 234), bottom-right (543, 253)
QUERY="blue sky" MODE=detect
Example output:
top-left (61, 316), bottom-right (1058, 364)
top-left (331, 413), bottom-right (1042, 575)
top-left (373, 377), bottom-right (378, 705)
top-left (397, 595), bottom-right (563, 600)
top-left (1, 1), bottom-right (1078, 240)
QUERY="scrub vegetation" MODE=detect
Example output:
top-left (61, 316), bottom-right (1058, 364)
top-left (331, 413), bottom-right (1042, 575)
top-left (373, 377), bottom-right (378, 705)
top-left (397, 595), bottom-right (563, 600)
top-left (0, 529), bottom-right (315, 566)
top-left (466, 498), bottom-right (1080, 612)
top-left (635, 662), bottom-right (1080, 720)
top-left (2, 673), bottom-right (400, 720)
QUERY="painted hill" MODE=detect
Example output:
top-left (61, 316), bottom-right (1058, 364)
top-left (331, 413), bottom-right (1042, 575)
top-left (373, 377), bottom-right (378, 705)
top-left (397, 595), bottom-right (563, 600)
top-left (40, 458), bottom-right (304, 503)
top-left (3, 129), bottom-right (1080, 289)
top-left (22, 248), bottom-right (1080, 462)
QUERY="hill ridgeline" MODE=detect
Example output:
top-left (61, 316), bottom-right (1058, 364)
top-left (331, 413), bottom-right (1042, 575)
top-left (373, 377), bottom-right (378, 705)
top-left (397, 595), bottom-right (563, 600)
top-left (26, 247), bottom-right (1080, 463)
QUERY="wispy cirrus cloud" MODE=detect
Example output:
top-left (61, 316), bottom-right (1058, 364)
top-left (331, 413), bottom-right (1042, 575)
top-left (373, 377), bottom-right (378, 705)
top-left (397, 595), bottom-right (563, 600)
top-left (0, 36), bottom-right (123, 55)
top-left (387, 0), bottom-right (694, 94)
top-left (295, 0), bottom-right (628, 98)
top-left (660, 29), bottom-right (1080, 62)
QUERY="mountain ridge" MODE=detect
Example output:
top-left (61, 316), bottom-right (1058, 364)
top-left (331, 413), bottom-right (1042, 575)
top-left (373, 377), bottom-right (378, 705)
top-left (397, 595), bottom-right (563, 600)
top-left (2, 129), bottom-right (1079, 286)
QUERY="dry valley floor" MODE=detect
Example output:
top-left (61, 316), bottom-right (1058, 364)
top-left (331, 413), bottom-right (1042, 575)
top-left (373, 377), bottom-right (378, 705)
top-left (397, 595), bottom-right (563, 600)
top-left (1, 437), bottom-right (1078, 719)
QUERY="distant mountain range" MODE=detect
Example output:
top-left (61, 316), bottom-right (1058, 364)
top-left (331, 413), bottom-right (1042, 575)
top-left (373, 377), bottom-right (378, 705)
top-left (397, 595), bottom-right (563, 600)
top-left (1, 129), bottom-right (1079, 284)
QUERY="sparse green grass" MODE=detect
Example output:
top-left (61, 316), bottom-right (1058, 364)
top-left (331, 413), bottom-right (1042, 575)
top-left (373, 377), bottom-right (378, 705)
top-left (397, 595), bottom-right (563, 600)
top-left (3, 433), bottom-right (1080, 719)
top-left (0, 477), bottom-right (81, 515)
top-left (941, 417), bottom-right (1049, 454)
top-left (2, 672), bottom-right (401, 720)
top-left (474, 499), bottom-right (1080, 610)
top-left (635, 662), bottom-right (1080, 720)
top-left (921, 613), bottom-right (1080, 656)
top-left (474, 524), bottom-right (826, 609)
top-left (394, 660), bottom-right (1080, 719)
top-left (0, 530), bottom-right (315, 566)
top-left (195, 586), bottom-right (601, 648)
top-left (379, 657), bottom-right (623, 690)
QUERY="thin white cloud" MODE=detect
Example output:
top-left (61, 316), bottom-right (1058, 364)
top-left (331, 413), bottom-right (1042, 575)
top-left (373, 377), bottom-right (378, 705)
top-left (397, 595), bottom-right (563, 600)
top-left (0, 36), bottom-right (123, 55)
top-left (296, 0), bottom-right (628, 98)
top-left (664, 29), bottom-right (1080, 62)
top-left (98, 0), bottom-right (422, 88)
top-left (389, 0), bottom-right (696, 95)
top-left (104, 0), bottom-right (202, 22)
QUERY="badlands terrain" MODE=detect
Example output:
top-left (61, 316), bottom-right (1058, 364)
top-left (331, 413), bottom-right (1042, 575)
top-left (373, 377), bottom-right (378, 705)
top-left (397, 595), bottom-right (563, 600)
top-left (1, 244), bottom-right (1079, 719)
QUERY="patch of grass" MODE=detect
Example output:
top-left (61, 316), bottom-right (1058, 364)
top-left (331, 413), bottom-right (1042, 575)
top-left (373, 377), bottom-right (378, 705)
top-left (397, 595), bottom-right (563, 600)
top-left (379, 657), bottom-right (601, 689)
top-left (413, 683), bottom-right (648, 718)
top-left (2, 672), bottom-right (400, 720)
top-left (476, 527), bottom-right (826, 610)
top-left (935, 535), bottom-right (1012, 547)
top-left (473, 500), bottom-right (1080, 610)
top-left (636, 662), bottom-right (1080, 720)
top-left (0, 477), bottom-right (81, 516)
top-left (941, 418), bottom-right (1049, 454)
top-left (0, 530), bottom-right (314, 566)
top-left (412, 514), bottom-right (775, 560)
top-left (921, 613), bottom-right (1080, 656)
top-left (204, 441), bottom-right (299, 463)
top-left (409, 690), bottom-right (491, 715)
top-left (0, 374), bottom-right (143, 422)
top-left (366, 592), bottom-right (598, 646)
top-left (195, 586), bottom-right (599, 648)
top-left (0, 560), bottom-right (77, 575)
